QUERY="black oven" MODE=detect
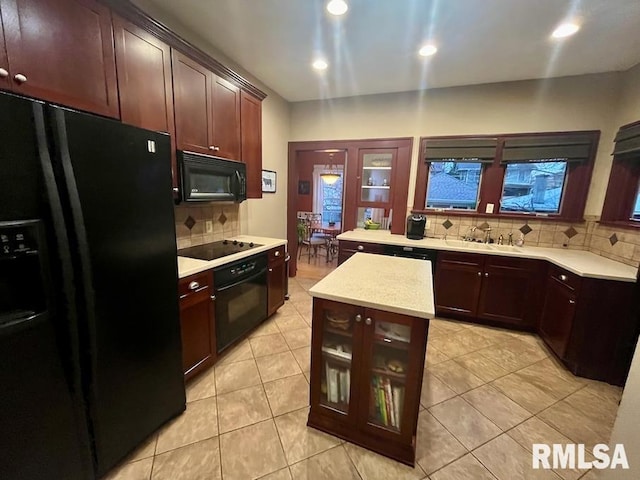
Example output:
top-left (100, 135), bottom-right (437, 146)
top-left (214, 253), bottom-right (268, 353)
top-left (178, 150), bottom-right (247, 203)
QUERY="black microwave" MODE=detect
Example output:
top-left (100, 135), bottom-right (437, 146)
top-left (178, 151), bottom-right (246, 203)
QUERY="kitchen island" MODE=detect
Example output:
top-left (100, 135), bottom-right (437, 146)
top-left (307, 253), bottom-right (434, 466)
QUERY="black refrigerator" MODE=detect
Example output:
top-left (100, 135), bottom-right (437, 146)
top-left (0, 92), bottom-right (186, 479)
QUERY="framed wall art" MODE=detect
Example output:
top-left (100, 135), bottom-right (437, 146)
top-left (262, 169), bottom-right (277, 193)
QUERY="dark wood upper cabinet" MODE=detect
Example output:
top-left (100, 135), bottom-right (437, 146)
top-left (113, 15), bottom-right (177, 188)
top-left (0, 0), bottom-right (119, 117)
top-left (241, 90), bottom-right (263, 198)
top-left (212, 75), bottom-right (241, 160)
top-left (172, 49), bottom-right (242, 161)
top-left (172, 49), bottom-right (213, 155)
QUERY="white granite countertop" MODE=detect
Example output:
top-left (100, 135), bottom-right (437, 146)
top-left (337, 229), bottom-right (638, 283)
top-left (309, 253), bottom-right (435, 319)
top-left (177, 235), bottom-right (287, 279)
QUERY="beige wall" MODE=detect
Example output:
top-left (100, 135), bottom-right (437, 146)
top-left (133, 0), bottom-right (291, 240)
top-left (616, 63), bottom-right (640, 127)
top-left (290, 72), bottom-right (625, 218)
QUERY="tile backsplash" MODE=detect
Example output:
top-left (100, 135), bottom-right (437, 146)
top-left (175, 203), bottom-right (240, 250)
top-left (413, 211), bottom-right (640, 268)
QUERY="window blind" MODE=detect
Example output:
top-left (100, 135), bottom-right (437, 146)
top-left (612, 122), bottom-right (640, 157)
top-left (424, 138), bottom-right (497, 164)
top-left (502, 134), bottom-right (593, 163)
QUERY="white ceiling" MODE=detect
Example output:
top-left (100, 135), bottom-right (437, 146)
top-left (137, 0), bottom-right (640, 102)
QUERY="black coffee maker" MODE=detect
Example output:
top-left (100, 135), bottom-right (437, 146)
top-left (406, 214), bottom-right (426, 240)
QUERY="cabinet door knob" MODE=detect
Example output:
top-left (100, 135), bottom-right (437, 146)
top-left (355, 314), bottom-right (362, 323)
top-left (569, 299), bottom-right (576, 304)
top-left (559, 274), bottom-right (568, 282)
top-left (484, 272), bottom-right (489, 277)
top-left (209, 146), bottom-right (216, 151)
top-left (477, 271), bottom-right (482, 276)
top-left (188, 281), bottom-right (200, 290)
top-left (268, 268), bottom-right (273, 272)
top-left (365, 317), bottom-right (372, 326)
top-left (13, 73), bottom-right (27, 84)
top-left (211, 295), bottom-right (216, 301)
top-left (172, 187), bottom-right (179, 193)
top-left (0, 68), bottom-right (8, 78)
top-left (357, 245), bottom-right (364, 251)
top-left (275, 251), bottom-right (280, 257)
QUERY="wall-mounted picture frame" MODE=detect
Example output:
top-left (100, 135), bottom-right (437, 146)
top-left (298, 180), bottom-right (310, 195)
top-left (262, 169), bottom-right (277, 193)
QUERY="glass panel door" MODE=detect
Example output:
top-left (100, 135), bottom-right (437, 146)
top-left (360, 152), bottom-right (392, 204)
top-left (363, 313), bottom-right (413, 434)
top-left (318, 304), bottom-right (357, 414)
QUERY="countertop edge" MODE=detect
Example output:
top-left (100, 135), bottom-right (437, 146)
top-left (177, 236), bottom-right (287, 279)
top-left (309, 291), bottom-right (434, 319)
top-left (337, 230), bottom-right (638, 283)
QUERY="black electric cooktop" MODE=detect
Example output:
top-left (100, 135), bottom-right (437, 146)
top-left (178, 239), bottom-right (262, 261)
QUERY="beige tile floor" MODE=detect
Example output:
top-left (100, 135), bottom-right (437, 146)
top-left (105, 269), bottom-right (623, 480)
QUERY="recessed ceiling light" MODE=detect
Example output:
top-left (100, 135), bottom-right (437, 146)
top-left (326, 0), bottom-right (348, 16)
top-left (418, 44), bottom-right (438, 57)
top-left (551, 23), bottom-right (580, 39)
top-left (312, 59), bottom-right (328, 71)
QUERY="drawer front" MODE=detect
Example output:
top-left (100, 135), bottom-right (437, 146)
top-left (338, 240), bottom-right (384, 255)
top-left (179, 271), bottom-right (213, 301)
top-left (268, 245), bottom-right (286, 265)
top-left (548, 265), bottom-right (581, 292)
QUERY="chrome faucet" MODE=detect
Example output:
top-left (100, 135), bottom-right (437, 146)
top-left (464, 226), bottom-right (477, 241)
top-left (484, 227), bottom-right (492, 244)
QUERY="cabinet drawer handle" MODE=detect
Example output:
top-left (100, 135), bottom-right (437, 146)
top-left (209, 145), bottom-right (220, 152)
top-left (357, 245), bottom-right (364, 251)
top-left (0, 68), bottom-right (8, 78)
top-left (365, 317), bottom-right (372, 326)
top-left (188, 281), bottom-right (200, 290)
top-left (14, 73), bottom-right (27, 84)
top-left (355, 314), bottom-right (362, 323)
top-left (559, 274), bottom-right (568, 282)
top-left (569, 299), bottom-right (576, 304)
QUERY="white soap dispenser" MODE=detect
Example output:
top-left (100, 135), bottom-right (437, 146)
top-left (515, 233), bottom-right (525, 247)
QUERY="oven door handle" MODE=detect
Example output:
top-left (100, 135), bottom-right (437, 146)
top-left (215, 268), bottom-right (268, 293)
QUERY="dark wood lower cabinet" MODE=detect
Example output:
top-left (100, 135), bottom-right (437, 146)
top-left (435, 252), bottom-right (542, 329)
top-left (477, 256), bottom-right (543, 328)
top-left (434, 252), bottom-right (483, 319)
top-left (178, 271), bottom-right (216, 381)
top-left (267, 245), bottom-right (286, 316)
top-left (538, 266), bottom-right (636, 385)
top-left (337, 240), bottom-right (384, 265)
top-left (308, 298), bottom-right (428, 466)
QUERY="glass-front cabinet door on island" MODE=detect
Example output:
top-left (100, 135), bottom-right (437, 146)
top-left (358, 309), bottom-right (423, 441)
top-left (310, 300), bottom-right (363, 422)
top-left (310, 298), bottom-right (427, 442)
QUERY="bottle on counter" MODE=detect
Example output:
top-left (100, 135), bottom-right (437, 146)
top-left (515, 233), bottom-right (525, 246)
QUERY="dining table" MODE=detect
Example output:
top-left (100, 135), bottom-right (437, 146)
top-left (316, 222), bottom-right (342, 262)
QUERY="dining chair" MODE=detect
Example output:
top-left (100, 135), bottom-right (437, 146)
top-left (297, 217), bottom-right (328, 263)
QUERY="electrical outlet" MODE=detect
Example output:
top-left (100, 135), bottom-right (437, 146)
top-left (205, 220), bottom-right (213, 233)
